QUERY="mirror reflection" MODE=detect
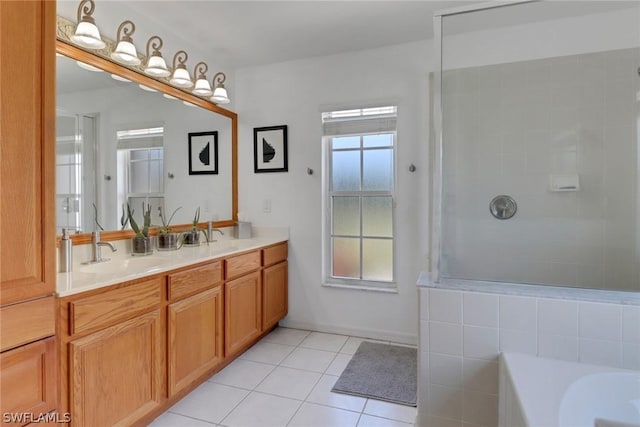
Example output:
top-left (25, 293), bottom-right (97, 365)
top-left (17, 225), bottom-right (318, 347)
top-left (55, 53), bottom-right (233, 235)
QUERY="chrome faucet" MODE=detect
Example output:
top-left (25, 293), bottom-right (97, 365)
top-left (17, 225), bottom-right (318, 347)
top-left (84, 230), bottom-right (117, 264)
top-left (206, 221), bottom-right (224, 242)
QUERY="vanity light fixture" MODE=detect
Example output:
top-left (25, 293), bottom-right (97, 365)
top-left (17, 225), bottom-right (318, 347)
top-left (169, 50), bottom-right (193, 88)
top-left (163, 94), bottom-right (179, 100)
top-left (144, 36), bottom-right (171, 77)
top-left (183, 101), bottom-right (198, 107)
top-left (76, 60), bottom-right (103, 72)
top-left (70, 0), bottom-right (106, 49)
top-left (138, 84), bottom-right (157, 92)
top-left (111, 74), bottom-right (131, 82)
top-left (210, 72), bottom-right (230, 104)
top-left (110, 20), bottom-right (141, 66)
top-left (192, 62), bottom-right (213, 97)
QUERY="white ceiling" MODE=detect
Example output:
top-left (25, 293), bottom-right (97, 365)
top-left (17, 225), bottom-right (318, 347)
top-left (56, 0), bottom-right (639, 71)
top-left (56, 0), bottom-right (469, 69)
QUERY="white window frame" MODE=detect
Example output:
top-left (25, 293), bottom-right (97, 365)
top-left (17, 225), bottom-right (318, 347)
top-left (116, 126), bottom-right (165, 224)
top-left (321, 106), bottom-right (397, 290)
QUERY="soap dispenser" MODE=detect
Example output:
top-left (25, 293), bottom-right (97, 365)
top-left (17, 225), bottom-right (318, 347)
top-left (59, 228), bottom-right (73, 273)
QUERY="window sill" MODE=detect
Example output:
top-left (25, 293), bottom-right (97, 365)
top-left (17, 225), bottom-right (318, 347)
top-left (322, 282), bottom-right (398, 294)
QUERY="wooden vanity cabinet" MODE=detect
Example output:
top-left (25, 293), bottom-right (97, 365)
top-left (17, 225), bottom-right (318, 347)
top-left (0, 1), bottom-right (58, 423)
top-left (262, 243), bottom-right (288, 331)
top-left (167, 262), bottom-right (224, 396)
top-left (58, 243), bottom-right (288, 426)
top-left (224, 251), bottom-right (262, 357)
top-left (59, 277), bottom-right (165, 427)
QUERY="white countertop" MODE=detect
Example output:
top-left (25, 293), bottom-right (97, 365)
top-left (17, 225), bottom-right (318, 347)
top-left (57, 227), bottom-right (288, 297)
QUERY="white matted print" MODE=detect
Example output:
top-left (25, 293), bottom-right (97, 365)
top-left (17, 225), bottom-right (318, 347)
top-left (253, 125), bottom-right (288, 173)
top-left (188, 131), bottom-right (218, 175)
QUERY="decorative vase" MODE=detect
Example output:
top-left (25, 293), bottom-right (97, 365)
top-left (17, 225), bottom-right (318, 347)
top-left (131, 236), bottom-right (154, 256)
top-left (157, 232), bottom-right (180, 251)
top-left (182, 231), bottom-right (200, 246)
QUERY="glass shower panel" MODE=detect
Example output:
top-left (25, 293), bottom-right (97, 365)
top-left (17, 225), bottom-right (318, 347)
top-left (440, 2), bottom-right (640, 291)
top-left (55, 114), bottom-right (82, 234)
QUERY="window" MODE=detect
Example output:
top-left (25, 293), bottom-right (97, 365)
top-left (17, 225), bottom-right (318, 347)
top-left (116, 127), bottom-right (164, 225)
top-left (322, 106), bottom-right (397, 287)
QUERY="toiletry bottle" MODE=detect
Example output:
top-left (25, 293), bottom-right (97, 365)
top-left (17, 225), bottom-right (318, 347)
top-left (59, 228), bottom-right (73, 272)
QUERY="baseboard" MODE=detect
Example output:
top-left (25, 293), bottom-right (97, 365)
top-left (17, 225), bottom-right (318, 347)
top-left (279, 318), bottom-right (418, 345)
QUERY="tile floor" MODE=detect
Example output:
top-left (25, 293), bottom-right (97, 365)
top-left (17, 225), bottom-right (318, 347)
top-left (149, 328), bottom-right (417, 427)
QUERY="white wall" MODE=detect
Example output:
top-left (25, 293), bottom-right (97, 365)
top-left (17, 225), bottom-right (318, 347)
top-left (235, 41), bottom-right (433, 343)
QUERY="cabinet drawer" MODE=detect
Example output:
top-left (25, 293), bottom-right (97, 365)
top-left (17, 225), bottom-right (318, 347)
top-left (262, 242), bottom-right (288, 267)
top-left (225, 251), bottom-right (260, 280)
top-left (0, 337), bottom-right (57, 422)
top-left (168, 261), bottom-right (222, 302)
top-left (69, 277), bottom-right (162, 335)
top-left (0, 296), bottom-right (55, 352)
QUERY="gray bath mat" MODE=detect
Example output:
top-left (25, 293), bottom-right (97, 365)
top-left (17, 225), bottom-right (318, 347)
top-left (331, 341), bottom-right (417, 406)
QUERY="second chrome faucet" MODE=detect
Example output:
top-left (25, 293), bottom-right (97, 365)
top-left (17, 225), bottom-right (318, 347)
top-left (84, 230), bottom-right (117, 264)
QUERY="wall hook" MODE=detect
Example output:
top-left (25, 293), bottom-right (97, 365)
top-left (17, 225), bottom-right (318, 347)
top-left (408, 164), bottom-right (416, 172)
top-left (168, 172), bottom-right (175, 179)
top-left (307, 168), bottom-right (314, 175)
top-left (104, 174), bottom-right (111, 181)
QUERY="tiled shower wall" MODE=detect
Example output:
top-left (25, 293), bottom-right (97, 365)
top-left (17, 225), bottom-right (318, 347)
top-left (442, 48), bottom-right (640, 291)
top-left (417, 287), bottom-right (640, 427)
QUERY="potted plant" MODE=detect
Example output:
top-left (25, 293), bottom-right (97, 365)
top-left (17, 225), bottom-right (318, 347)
top-left (183, 207), bottom-right (206, 246)
top-left (157, 206), bottom-right (182, 251)
top-left (127, 202), bottom-right (154, 256)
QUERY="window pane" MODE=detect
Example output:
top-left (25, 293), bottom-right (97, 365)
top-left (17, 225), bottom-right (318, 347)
top-left (149, 159), bottom-right (163, 193)
top-left (332, 150), bottom-right (360, 191)
top-left (363, 133), bottom-right (393, 148)
top-left (332, 237), bottom-right (360, 279)
top-left (149, 148), bottom-right (163, 160)
top-left (147, 197), bottom-right (164, 225)
top-left (332, 196), bottom-right (360, 236)
top-left (129, 161), bottom-right (149, 193)
top-left (332, 136), bottom-right (360, 149)
top-left (362, 239), bottom-right (393, 281)
top-left (363, 149), bottom-right (393, 191)
top-left (362, 196), bottom-right (392, 237)
top-left (130, 149), bottom-right (148, 161)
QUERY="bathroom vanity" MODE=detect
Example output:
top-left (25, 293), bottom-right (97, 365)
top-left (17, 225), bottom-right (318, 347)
top-left (56, 236), bottom-right (288, 426)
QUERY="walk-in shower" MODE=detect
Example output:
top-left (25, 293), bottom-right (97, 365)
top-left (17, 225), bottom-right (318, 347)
top-left (432, 0), bottom-right (640, 294)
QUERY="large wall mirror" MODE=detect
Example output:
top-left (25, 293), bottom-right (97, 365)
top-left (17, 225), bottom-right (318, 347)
top-left (55, 40), bottom-right (237, 244)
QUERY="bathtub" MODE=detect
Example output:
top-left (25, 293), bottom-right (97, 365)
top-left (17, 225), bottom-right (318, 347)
top-left (499, 353), bottom-right (640, 427)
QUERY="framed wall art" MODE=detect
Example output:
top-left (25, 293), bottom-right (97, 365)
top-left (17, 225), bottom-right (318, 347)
top-left (254, 125), bottom-right (288, 173)
top-left (188, 131), bottom-right (218, 175)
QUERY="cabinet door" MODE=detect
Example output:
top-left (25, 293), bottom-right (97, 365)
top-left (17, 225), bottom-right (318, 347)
top-left (0, 338), bottom-right (56, 425)
top-left (168, 287), bottom-right (223, 396)
top-left (263, 261), bottom-right (288, 330)
top-left (0, 0), bottom-right (56, 306)
top-left (69, 311), bottom-right (163, 427)
top-left (224, 271), bottom-right (262, 357)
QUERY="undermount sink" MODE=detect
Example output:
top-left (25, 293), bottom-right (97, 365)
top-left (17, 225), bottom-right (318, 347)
top-left (79, 257), bottom-right (166, 274)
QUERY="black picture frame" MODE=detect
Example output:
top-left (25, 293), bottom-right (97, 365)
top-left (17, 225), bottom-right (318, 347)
top-left (188, 131), bottom-right (219, 175)
top-left (254, 125), bottom-right (288, 173)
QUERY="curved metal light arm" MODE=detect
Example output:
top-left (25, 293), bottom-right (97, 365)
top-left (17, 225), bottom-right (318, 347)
top-left (116, 20), bottom-right (136, 43)
top-left (212, 72), bottom-right (226, 87)
top-left (172, 50), bottom-right (189, 69)
top-left (194, 62), bottom-right (209, 80)
top-left (76, 0), bottom-right (97, 24)
top-left (145, 35), bottom-right (164, 57)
